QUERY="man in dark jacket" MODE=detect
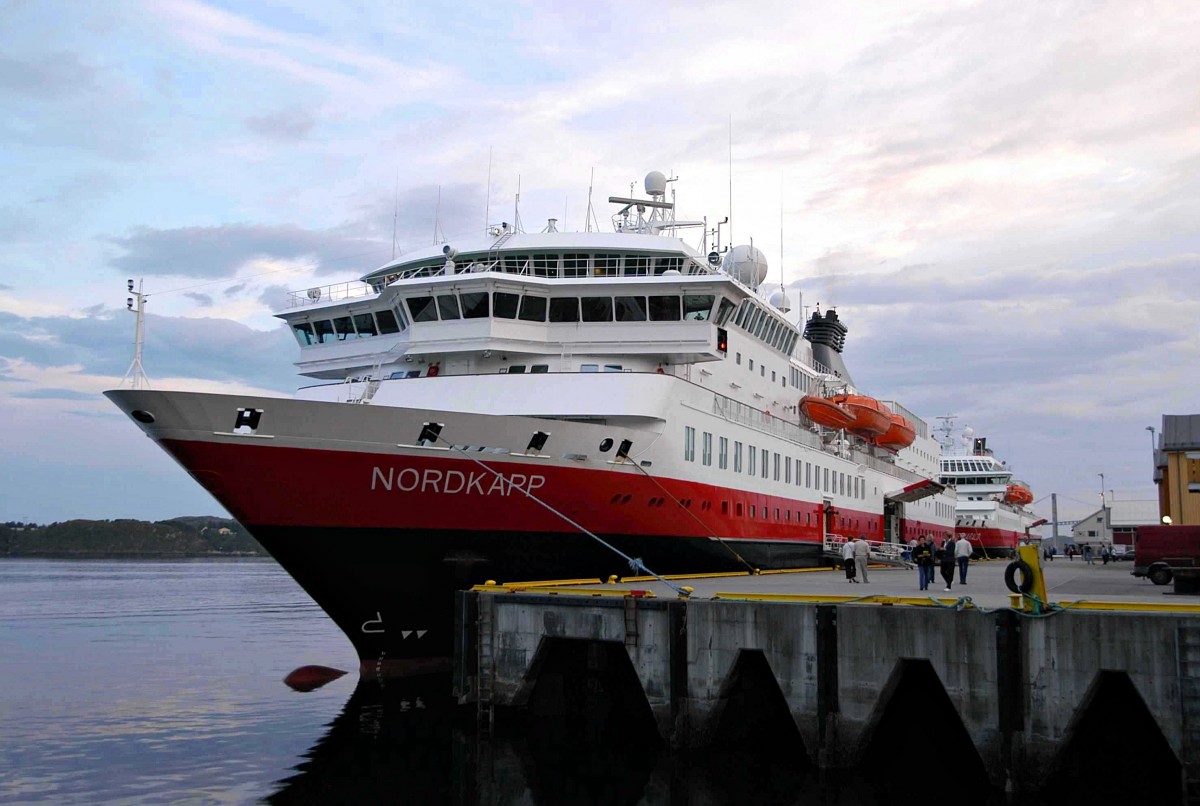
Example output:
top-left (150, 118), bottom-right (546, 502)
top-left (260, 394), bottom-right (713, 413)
top-left (913, 535), bottom-right (935, 591)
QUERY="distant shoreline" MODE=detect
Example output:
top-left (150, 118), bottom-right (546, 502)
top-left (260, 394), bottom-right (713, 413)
top-left (1, 517), bottom-right (266, 559)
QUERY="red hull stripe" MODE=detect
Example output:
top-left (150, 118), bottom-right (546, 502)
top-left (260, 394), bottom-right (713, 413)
top-left (955, 526), bottom-right (1023, 551)
top-left (163, 438), bottom-right (918, 542)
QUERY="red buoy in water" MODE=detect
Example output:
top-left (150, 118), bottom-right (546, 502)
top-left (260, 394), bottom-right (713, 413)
top-left (283, 665), bottom-right (348, 692)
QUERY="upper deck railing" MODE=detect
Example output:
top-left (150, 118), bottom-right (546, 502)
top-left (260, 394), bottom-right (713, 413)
top-left (286, 282), bottom-right (378, 309)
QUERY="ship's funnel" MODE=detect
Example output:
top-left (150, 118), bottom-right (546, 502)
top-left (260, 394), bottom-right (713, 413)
top-left (803, 309), bottom-right (854, 384)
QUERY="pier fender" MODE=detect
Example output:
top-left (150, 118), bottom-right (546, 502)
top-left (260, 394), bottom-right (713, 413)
top-left (1003, 560), bottom-right (1035, 595)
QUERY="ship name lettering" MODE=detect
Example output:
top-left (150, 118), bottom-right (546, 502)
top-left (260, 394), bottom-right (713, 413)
top-left (371, 466), bottom-right (545, 496)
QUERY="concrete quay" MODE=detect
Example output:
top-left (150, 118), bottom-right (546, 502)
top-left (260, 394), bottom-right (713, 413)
top-left (454, 560), bottom-right (1200, 802)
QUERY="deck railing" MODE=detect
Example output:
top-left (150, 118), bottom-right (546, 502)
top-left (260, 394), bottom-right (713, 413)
top-left (286, 282), bottom-right (378, 308)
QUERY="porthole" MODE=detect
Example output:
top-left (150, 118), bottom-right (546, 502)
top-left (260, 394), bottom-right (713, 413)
top-left (131, 410), bottom-right (155, 424)
top-left (599, 438), bottom-right (614, 452)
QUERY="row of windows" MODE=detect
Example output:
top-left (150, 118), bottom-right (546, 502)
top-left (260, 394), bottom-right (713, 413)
top-left (943, 476), bottom-right (1008, 486)
top-left (732, 298), bottom-right (799, 356)
top-left (406, 292), bottom-right (719, 324)
top-left (735, 352), bottom-right (790, 388)
top-left (293, 307), bottom-right (406, 345)
top-left (943, 460), bottom-right (997, 472)
top-left (372, 252), bottom-right (708, 286)
top-left (684, 426), bottom-right (867, 499)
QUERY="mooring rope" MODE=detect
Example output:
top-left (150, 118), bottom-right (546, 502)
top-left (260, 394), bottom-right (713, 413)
top-left (432, 434), bottom-right (691, 597)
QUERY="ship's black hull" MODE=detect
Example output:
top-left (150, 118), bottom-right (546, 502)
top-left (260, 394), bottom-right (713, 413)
top-left (249, 525), bottom-right (824, 675)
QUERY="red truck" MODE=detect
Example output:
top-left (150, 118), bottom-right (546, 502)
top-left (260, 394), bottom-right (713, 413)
top-left (1132, 525), bottom-right (1200, 586)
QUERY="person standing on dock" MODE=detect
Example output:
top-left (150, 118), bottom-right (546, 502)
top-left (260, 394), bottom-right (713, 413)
top-left (939, 537), bottom-right (956, 592)
top-left (842, 539), bottom-right (857, 583)
top-left (853, 535), bottom-right (870, 584)
top-left (955, 534), bottom-right (973, 584)
top-left (913, 535), bottom-right (934, 591)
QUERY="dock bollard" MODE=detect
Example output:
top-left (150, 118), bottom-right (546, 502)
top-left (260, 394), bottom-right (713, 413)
top-left (1008, 593), bottom-right (1023, 610)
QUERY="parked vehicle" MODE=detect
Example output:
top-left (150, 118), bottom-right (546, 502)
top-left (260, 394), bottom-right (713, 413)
top-left (1132, 525), bottom-right (1200, 585)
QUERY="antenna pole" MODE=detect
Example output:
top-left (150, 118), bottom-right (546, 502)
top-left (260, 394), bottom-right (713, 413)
top-left (122, 279), bottom-right (150, 390)
top-left (584, 168), bottom-right (599, 233)
top-left (434, 185), bottom-right (444, 245)
top-left (514, 174), bottom-right (524, 233)
top-left (484, 147), bottom-right (493, 235)
top-left (391, 169), bottom-right (399, 260)
top-left (728, 114), bottom-right (733, 245)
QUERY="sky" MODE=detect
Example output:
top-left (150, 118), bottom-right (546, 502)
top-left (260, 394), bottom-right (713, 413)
top-left (1, 0), bottom-right (1195, 526)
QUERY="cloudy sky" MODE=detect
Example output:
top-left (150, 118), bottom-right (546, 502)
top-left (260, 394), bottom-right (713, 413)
top-left (1, 0), bottom-right (1194, 526)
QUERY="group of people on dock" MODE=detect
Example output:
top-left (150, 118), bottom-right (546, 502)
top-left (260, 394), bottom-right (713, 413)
top-left (841, 534), bottom-right (973, 593)
top-left (910, 534), bottom-right (973, 592)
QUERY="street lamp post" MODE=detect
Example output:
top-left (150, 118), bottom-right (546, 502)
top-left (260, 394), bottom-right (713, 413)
top-left (1146, 425), bottom-right (1156, 452)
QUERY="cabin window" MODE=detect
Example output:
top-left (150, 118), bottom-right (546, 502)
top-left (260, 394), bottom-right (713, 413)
top-left (648, 295), bottom-right (681, 321)
top-left (684, 295), bottom-right (715, 320)
top-left (549, 298), bottom-right (579, 322)
top-left (702, 432), bottom-right (712, 466)
top-left (313, 319), bottom-right (336, 343)
top-left (594, 254), bottom-right (619, 276)
top-left (603, 364), bottom-right (623, 372)
top-left (292, 322), bottom-right (316, 345)
top-left (508, 365), bottom-right (526, 374)
top-left (614, 296), bottom-right (648, 322)
top-left (624, 256), bottom-right (650, 276)
top-left (684, 426), bottom-right (695, 462)
top-left (761, 448), bottom-right (769, 479)
top-left (493, 292), bottom-right (519, 319)
top-left (407, 296), bottom-right (438, 323)
top-left (518, 295), bottom-right (547, 322)
top-left (563, 253), bottom-right (589, 278)
top-left (715, 298), bottom-right (736, 326)
top-left (530, 364), bottom-right (549, 373)
top-left (719, 437), bottom-right (728, 469)
top-left (504, 254), bottom-right (531, 274)
top-left (581, 364), bottom-right (599, 372)
top-left (437, 295), bottom-right (461, 320)
top-left (353, 313), bottom-right (378, 337)
top-left (734, 441), bottom-right (743, 473)
top-left (748, 446), bottom-right (756, 476)
top-left (460, 292), bottom-right (489, 319)
top-left (376, 309), bottom-right (400, 334)
top-left (735, 352), bottom-right (741, 365)
top-left (332, 316), bottom-right (356, 340)
top-left (581, 296), bottom-right (614, 322)
top-left (532, 254), bottom-right (558, 278)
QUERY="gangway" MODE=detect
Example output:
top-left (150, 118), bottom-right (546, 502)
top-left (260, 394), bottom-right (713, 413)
top-left (823, 534), bottom-right (911, 568)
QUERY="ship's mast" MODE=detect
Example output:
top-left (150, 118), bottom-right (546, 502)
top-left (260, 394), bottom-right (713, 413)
top-left (121, 279), bottom-right (150, 390)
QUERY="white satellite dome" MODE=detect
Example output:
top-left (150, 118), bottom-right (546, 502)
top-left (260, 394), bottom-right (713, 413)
top-left (723, 244), bottom-right (769, 289)
top-left (768, 289), bottom-right (791, 312)
top-left (644, 170), bottom-right (667, 197)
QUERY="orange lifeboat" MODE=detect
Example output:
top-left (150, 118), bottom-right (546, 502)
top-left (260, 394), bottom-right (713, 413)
top-left (831, 394), bottom-right (892, 438)
top-left (877, 414), bottom-right (917, 451)
top-left (800, 395), bottom-right (855, 429)
top-left (1005, 484), bottom-right (1033, 505)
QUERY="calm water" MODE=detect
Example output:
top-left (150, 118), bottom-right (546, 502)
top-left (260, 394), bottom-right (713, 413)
top-left (0, 560), bottom-right (1158, 805)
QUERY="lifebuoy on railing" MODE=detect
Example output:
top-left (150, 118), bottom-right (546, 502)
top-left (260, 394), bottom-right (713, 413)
top-left (656, 367), bottom-right (665, 374)
top-left (1004, 559), bottom-right (1035, 594)
top-left (426, 364), bottom-right (440, 377)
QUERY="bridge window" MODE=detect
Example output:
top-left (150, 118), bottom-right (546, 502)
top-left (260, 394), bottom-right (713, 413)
top-left (504, 254), bottom-right (530, 274)
top-left (615, 296), bottom-right (647, 322)
top-left (715, 298), bottom-right (736, 326)
top-left (655, 256), bottom-right (684, 274)
top-left (581, 296), bottom-right (614, 322)
top-left (292, 323), bottom-right (316, 345)
top-left (332, 316), bottom-right (356, 340)
top-left (594, 254), bottom-right (619, 276)
top-left (376, 310), bottom-right (400, 334)
top-left (549, 298), bottom-right (579, 322)
top-left (313, 319), bottom-right (336, 343)
top-left (351, 313), bottom-right (377, 337)
top-left (407, 296), bottom-right (438, 323)
top-left (493, 292), bottom-right (519, 319)
top-left (563, 253), bottom-right (589, 278)
top-left (684, 295), bottom-right (716, 320)
top-left (624, 256), bottom-right (650, 276)
top-left (648, 295), bottom-right (681, 321)
top-left (460, 292), bottom-right (489, 319)
top-left (734, 300), bottom-right (751, 327)
top-left (436, 295), bottom-right (461, 320)
top-left (532, 254), bottom-right (558, 278)
top-left (518, 295), bottom-right (547, 322)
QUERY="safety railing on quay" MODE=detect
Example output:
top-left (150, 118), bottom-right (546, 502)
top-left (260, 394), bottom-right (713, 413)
top-left (824, 533), bottom-right (910, 565)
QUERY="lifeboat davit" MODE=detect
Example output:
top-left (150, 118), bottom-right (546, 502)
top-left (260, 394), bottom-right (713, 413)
top-left (1005, 484), bottom-right (1033, 506)
top-left (831, 394), bottom-right (892, 438)
top-left (800, 395), bottom-right (855, 429)
top-left (877, 414), bottom-right (917, 451)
